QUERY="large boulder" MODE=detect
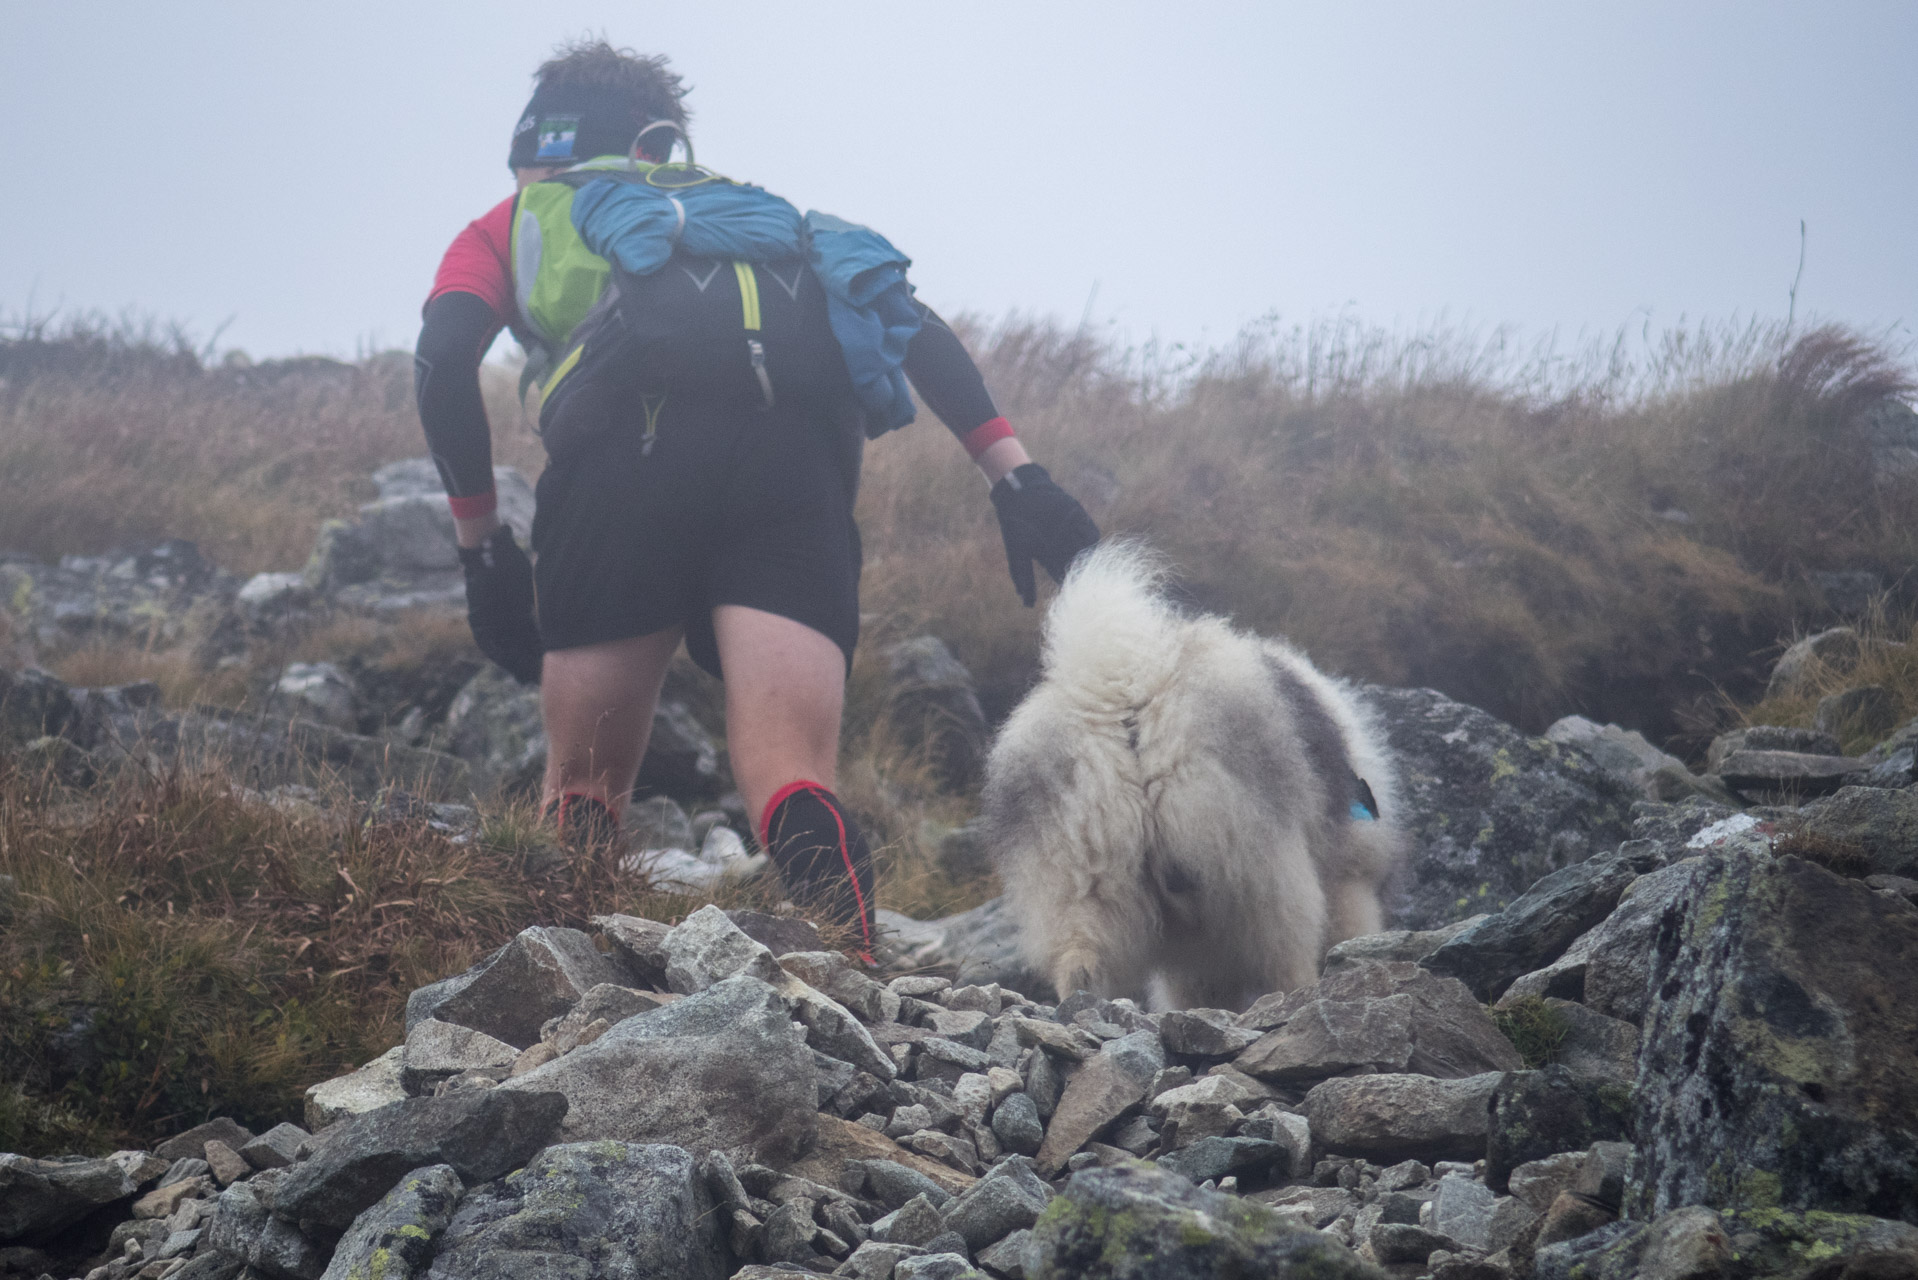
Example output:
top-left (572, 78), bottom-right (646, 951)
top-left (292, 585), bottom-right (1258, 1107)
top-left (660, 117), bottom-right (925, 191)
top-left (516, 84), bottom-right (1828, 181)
top-left (318, 1163), bottom-right (463, 1280)
top-left (1233, 962), bottom-right (1519, 1083)
top-left (0, 1153), bottom-right (137, 1243)
top-left (1419, 840), bottom-right (1664, 1001)
top-left (1301, 1072), bottom-right (1502, 1164)
top-left (884, 636), bottom-right (989, 793)
top-left (274, 1088), bottom-right (567, 1230)
top-left (1361, 686), bottom-right (1635, 930)
top-left (422, 1142), bottom-right (728, 1280)
top-left (1628, 851), bottom-right (1918, 1224)
top-left (429, 925), bottom-right (627, 1049)
top-left (0, 539), bottom-right (239, 655)
top-left (444, 666), bottom-right (727, 798)
top-left (497, 974), bottom-right (818, 1165)
top-left (1024, 1163), bottom-right (1380, 1278)
top-left (1784, 785), bottom-right (1918, 879)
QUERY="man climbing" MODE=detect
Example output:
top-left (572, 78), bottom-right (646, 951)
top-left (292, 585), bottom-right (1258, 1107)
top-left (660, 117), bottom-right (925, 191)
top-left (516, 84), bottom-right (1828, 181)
top-left (413, 39), bottom-right (1099, 959)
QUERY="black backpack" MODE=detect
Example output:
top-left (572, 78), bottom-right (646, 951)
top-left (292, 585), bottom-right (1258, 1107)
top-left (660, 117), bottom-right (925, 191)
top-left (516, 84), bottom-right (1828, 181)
top-left (536, 250), bottom-right (853, 460)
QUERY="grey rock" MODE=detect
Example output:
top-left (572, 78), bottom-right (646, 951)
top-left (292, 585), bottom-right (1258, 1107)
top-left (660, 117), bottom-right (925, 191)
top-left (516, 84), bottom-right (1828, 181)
top-left (1320, 915), bottom-right (1487, 974)
top-left (1233, 994), bottom-right (1413, 1080)
top-left (1428, 1173), bottom-right (1496, 1251)
top-left (876, 1193), bottom-right (949, 1246)
top-left (401, 1018), bottom-right (516, 1094)
top-left (305, 1046), bottom-right (407, 1130)
top-left (498, 974), bottom-right (817, 1164)
top-left (1707, 724), bottom-right (1842, 772)
top-left (1, 539), bottom-right (239, 656)
top-left (1543, 716), bottom-right (1689, 799)
top-left (1369, 1222), bottom-right (1459, 1265)
top-left (1154, 1137), bottom-right (1291, 1186)
top-left (1034, 1031), bottom-right (1164, 1176)
top-left (0, 665), bottom-right (75, 747)
top-left (268, 663), bottom-right (360, 732)
top-left (543, 983), bottom-right (668, 1052)
top-left (1629, 850), bottom-right (1918, 1223)
top-left (1541, 998), bottom-right (1639, 1086)
top-left (0, 1153), bottom-right (137, 1243)
top-left (861, 1160), bottom-right (955, 1212)
top-left (593, 913), bottom-right (672, 989)
top-left (157, 1118), bottom-right (257, 1163)
top-left (317, 1163), bottom-right (462, 1280)
top-left (1302, 1072), bottom-right (1502, 1164)
top-left (664, 904), bottom-right (785, 993)
top-left (444, 666), bottom-right (545, 795)
top-left (422, 1141), bottom-right (727, 1280)
top-left (1507, 1152), bottom-right (1587, 1214)
top-left (896, 1254), bottom-right (984, 1280)
top-left (1025, 1162), bottom-right (1379, 1278)
top-left (1485, 1067), bottom-right (1632, 1194)
top-left (1717, 748), bottom-right (1870, 798)
top-left (727, 909), bottom-right (825, 958)
top-left (1236, 962), bottom-right (1520, 1082)
top-left (976, 1228), bottom-right (1032, 1278)
top-left (1362, 685), bottom-right (1636, 930)
top-left (274, 1088), bottom-right (567, 1229)
top-left (254, 1212), bottom-right (331, 1278)
top-left (1715, 1207), bottom-right (1918, 1278)
top-left (1766, 626), bottom-right (1861, 699)
top-left (879, 899), bottom-right (1049, 1000)
top-left (989, 1092), bottom-right (1045, 1159)
top-left (240, 1124), bottom-right (312, 1172)
top-left (885, 636), bottom-right (989, 793)
top-left (1788, 785), bottom-right (1918, 879)
top-left (1157, 1009), bottom-right (1261, 1058)
top-left (1421, 841), bottom-right (1663, 1001)
top-left (941, 1158), bottom-right (1052, 1250)
top-left (1580, 857), bottom-right (1711, 1025)
top-left (433, 925), bottom-right (624, 1048)
top-left (1817, 684), bottom-right (1900, 742)
top-left (205, 1138), bottom-right (253, 1186)
top-left (1531, 1219), bottom-right (1645, 1280)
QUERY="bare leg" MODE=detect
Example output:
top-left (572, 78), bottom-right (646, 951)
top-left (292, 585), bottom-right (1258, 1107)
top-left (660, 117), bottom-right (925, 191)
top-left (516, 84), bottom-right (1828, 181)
top-left (540, 627), bottom-right (684, 813)
top-left (712, 605), bottom-right (846, 827)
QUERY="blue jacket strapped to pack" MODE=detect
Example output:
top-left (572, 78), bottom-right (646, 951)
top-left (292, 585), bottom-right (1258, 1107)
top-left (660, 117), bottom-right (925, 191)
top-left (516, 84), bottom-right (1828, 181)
top-left (569, 175), bottom-right (922, 433)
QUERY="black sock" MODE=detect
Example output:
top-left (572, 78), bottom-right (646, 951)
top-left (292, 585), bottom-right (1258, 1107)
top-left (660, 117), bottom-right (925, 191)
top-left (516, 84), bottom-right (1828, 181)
top-left (759, 781), bottom-right (876, 959)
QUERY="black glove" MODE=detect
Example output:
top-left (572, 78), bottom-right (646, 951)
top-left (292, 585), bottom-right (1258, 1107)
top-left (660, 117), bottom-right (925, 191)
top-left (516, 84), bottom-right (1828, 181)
top-left (458, 525), bottom-right (543, 685)
top-left (989, 463), bottom-right (1101, 606)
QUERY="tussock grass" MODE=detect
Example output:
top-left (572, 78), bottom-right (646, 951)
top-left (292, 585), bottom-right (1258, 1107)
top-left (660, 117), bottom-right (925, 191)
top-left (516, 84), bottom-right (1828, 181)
top-left (0, 756), bottom-right (734, 1156)
top-left (1735, 610), bottom-right (1918, 754)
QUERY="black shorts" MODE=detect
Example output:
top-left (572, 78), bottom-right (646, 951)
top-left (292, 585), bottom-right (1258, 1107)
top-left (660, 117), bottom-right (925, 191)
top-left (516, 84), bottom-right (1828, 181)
top-left (530, 397), bottom-right (862, 679)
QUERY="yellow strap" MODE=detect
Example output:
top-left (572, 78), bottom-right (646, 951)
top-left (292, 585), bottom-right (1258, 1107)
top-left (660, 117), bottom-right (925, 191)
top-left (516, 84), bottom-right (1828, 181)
top-left (543, 341), bottom-right (586, 396)
top-left (733, 261), bottom-right (762, 331)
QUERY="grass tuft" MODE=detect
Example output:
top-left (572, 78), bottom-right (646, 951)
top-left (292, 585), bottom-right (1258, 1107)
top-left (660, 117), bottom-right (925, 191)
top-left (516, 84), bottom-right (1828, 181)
top-left (1494, 995), bottom-right (1572, 1068)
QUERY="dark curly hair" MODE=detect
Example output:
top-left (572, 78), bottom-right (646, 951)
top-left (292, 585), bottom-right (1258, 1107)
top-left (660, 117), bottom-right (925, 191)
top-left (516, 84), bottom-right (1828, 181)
top-left (533, 38), bottom-right (690, 159)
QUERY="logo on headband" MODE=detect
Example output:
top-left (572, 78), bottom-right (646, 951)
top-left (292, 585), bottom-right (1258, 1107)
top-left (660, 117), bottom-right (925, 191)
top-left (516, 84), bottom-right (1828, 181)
top-left (535, 115), bottom-right (580, 160)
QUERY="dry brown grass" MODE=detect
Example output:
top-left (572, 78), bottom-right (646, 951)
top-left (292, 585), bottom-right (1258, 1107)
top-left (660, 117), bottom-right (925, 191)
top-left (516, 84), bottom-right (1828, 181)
top-left (0, 754), bottom-right (754, 1156)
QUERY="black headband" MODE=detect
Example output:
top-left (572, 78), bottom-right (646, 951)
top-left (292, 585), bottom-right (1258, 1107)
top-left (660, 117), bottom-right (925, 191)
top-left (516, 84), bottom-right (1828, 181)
top-left (508, 82), bottom-right (675, 170)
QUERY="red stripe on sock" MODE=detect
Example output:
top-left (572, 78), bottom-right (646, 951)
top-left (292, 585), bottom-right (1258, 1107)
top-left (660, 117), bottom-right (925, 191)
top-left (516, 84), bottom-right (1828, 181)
top-left (448, 489), bottom-right (498, 520)
top-left (961, 416), bottom-right (1016, 460)
top-left (815, 790), bottom-right (875, 959)
top-left (759, 778), bottom-right (827, 846)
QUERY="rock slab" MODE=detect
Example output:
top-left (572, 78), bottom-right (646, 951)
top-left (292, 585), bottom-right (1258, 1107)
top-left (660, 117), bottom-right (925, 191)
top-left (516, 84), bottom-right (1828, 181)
top-left (1628, 851), bottom-right (1918, 1224)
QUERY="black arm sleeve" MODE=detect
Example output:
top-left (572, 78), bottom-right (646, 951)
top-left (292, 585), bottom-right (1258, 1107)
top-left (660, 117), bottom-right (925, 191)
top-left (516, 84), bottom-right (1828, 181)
top-left (903, 303), bottom-right (1002, 439)
top-left (414, 290), bottom-right (501, 500)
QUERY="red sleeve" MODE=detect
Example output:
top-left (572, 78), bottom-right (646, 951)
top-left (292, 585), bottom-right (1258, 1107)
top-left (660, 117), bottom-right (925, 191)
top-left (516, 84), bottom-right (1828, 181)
top-left (425, 195), bottom-right (516, 322)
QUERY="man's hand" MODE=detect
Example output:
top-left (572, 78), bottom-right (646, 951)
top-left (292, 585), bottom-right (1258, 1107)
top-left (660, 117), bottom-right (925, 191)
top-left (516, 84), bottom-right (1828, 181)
top-left (989, 463), bottom-right (1101, 606)
top-left (458, 525), bottom-right (543, 684)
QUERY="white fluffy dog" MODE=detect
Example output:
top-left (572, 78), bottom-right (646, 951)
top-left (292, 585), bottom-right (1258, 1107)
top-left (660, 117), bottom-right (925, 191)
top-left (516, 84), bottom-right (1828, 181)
top-left (981, 542), bottom-right (1402, 1010)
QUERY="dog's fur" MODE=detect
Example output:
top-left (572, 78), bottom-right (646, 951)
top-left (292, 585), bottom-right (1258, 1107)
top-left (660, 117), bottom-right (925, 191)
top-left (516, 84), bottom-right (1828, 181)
top-left (981, 542), bottom-right (1403, 1010)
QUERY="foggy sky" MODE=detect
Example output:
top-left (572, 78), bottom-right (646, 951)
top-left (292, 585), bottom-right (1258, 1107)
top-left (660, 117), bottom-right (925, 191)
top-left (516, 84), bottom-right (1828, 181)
top-left (3, 2), bottom-right (1913, 362)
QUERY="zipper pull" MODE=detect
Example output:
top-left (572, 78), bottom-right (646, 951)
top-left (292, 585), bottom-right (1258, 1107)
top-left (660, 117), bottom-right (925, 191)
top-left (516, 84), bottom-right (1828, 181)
top-left (748, 339), bottom-right (774, 409)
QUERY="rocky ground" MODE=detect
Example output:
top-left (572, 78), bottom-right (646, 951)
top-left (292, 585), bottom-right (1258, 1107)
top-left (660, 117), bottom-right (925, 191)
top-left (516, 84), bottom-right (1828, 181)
top-left (4, 461), bottom-right (1918, 1279)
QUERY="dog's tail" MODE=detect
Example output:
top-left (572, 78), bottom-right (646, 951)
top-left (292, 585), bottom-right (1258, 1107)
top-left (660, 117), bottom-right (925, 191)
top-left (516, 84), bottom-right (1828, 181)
top-left (1042, 540), bottom-right (1185, 709)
